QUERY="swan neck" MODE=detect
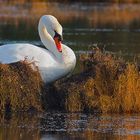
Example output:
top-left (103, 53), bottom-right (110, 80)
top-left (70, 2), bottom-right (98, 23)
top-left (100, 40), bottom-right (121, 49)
top-left (38, 19), bottom-right (62, 62)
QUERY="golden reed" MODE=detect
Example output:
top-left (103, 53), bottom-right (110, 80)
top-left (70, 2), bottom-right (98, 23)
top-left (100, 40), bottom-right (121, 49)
top-left (0, 61), bottom-right (43, 112)
top-left (59, 48), bottom-right (140, 113)
top-left (0, 48), bottom-right (140, 113)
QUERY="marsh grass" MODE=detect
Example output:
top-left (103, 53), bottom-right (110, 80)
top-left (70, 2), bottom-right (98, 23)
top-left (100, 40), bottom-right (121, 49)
top-left (80, 48), bottom-right (140, 113)
top-left (0, 61), bottom-right (43, 112)
top-left (49, 48), bottom-right (140, 113)
top-left (0, 48), bottom-right (140, 114)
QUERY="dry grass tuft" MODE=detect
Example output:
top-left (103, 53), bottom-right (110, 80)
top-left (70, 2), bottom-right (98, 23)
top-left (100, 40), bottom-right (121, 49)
top-left (1, 48), bottom-right (140, 114)
top-left (0, 61), bottom-right (43, 112)
top-left (48, 47), bottom-right (140, 113)
top-left (114, 63), bottom-right (140, 113)
top-left (80, 48), bottom-right (140, 113)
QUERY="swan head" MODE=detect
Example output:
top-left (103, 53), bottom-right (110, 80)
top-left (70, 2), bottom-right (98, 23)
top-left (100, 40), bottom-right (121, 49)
top-left (39, 15), bottom-right (63, 53)
top-left (54, 31), bottom-right (63, 52)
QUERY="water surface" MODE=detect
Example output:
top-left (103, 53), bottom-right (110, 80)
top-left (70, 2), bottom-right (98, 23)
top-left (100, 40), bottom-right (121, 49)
top-left (0, 2), bottom-right (140, 60)
top-left (1, 113), bottom-right (140, 140)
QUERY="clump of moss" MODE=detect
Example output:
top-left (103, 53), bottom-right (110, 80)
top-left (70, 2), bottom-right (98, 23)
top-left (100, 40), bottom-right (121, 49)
top-left (0, 61), bottom-right (43, 112)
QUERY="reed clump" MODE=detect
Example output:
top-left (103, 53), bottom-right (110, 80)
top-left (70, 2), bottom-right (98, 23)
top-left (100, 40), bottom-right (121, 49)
top-left (0, 61), bottom-right (43, 112)
top-left (1, 48), bottom-right (140, 114)
top-left (50, 48), bottom-right (140, 113)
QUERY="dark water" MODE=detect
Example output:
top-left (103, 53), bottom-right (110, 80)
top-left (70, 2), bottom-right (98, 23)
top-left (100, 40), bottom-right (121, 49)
top-left (0, 2), bottom-right (140, 60)
top-left (1, 112), bottom-right (140, 140)
top-left (1, 1), bottom-right (140, 139)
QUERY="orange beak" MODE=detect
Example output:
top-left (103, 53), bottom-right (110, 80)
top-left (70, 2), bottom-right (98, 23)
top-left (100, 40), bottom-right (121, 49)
top-left (54, 37), bottom-right (62, 52)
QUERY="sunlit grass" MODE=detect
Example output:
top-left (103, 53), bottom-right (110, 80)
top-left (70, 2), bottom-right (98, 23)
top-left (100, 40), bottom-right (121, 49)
top-left (0, 48), bottom-right (140, 113)
top-left (53, 48), bottom-right (140, 113)
top-left (0, 61), bottom-right (43, 112)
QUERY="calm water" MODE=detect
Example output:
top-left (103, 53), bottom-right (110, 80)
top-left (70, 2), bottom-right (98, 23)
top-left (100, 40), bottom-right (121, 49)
top-left (0, 2), bottom-right (140, 59)
top-left (1, 1), bottom-right (140, 139)
top-left (1, 112), bottom-right (140, 140)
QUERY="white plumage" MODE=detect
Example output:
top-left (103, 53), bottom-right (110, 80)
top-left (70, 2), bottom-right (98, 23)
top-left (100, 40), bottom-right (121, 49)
top-left (0, 15), bottom-right (76, 83)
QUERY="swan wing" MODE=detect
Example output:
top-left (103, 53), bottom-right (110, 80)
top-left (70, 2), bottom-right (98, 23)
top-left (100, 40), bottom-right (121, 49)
top-left (0, 43), bottom-right (57, 67)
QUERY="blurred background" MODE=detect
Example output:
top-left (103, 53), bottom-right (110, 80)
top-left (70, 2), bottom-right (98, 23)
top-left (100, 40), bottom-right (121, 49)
top-left (0, 0), bottom-right (140, 61)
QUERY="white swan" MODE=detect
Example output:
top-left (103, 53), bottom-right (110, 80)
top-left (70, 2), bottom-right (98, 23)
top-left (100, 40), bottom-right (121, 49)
top-left (0, 15), bottom-right (76, 83)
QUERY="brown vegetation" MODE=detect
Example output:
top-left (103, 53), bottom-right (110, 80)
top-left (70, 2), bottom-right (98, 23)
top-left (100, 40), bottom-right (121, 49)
top-left (0, 48), bottom-right (140, 113)
top-left (46, 48), bottom-right (140, 113)
top-left (0, 61), bottom-right (43, 112)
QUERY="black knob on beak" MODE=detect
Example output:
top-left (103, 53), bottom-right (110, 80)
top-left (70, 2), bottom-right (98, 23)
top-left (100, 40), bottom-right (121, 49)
top-left (54, 31), bottom-right (63, 42)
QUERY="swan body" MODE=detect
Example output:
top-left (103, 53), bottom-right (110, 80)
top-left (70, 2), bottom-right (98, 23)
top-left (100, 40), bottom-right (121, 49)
top-left (0, 15), bottom-right (76, 83)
